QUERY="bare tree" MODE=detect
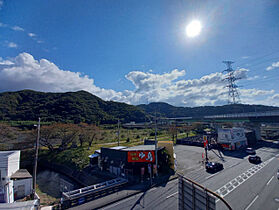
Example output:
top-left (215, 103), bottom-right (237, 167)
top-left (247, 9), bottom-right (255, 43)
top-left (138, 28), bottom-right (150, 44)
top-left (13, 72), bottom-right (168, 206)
top-left (169, 124), bottom-right (177, 141)
top-left (55, 123), bottom-right (79, 151)
top-left (86, 124), bottom-right (101, 149)
top-left (39, 124), bottom-right (58, 151)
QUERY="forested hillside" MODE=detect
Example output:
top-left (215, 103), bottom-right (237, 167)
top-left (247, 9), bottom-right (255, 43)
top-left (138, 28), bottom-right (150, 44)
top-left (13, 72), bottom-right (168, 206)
top-left (0, 90), bottom-right (147, 123)
top-left (138, 102), bottom-right (279, 118)
top-left (1, 90), bottom-right (278, 124)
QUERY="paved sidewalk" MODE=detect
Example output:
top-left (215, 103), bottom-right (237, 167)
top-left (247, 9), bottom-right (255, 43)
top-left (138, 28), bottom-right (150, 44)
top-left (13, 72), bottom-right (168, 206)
top-left (69, 173), bottom-right (177, 210)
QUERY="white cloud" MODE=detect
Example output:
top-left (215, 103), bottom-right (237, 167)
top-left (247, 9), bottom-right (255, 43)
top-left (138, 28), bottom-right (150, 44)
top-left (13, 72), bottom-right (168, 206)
top-left (7, 42), bottom-right (18, 48)
top-left (247, 75), bottom-right (259, 81)
top-left (28, 33), bottom-right (36, 37)
top-left (11, 26), bottom-right (24, 31)
top-left (0, 22), bottom-right (7, 27)
top-left (241, 56), bottom-right (249, 59)
top-left (271, 94), bottom-right (279, 100)
top-left (0, 1), bottom-right (3, 9)
top-left (0, 53), bottom-right (123, 101)
top-left (266, 61), bottom-right (279, 71)
top-left (0, 53), bottom-right (278, 107)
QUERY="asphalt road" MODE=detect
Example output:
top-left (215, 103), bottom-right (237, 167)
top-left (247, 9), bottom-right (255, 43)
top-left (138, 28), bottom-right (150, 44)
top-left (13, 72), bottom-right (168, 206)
top-left (102, 143), bottom-right (279, 210)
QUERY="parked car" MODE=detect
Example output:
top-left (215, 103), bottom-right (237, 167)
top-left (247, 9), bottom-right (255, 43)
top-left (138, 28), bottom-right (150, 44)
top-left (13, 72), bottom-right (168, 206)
top-left (205, 162), bottom-right (223, 172)
top-left (277, 168), bottom-right (279, 179)
top-left (246, 148), bottom-right (256, 155)
top-left (248, 155), bottom-right (261, 164)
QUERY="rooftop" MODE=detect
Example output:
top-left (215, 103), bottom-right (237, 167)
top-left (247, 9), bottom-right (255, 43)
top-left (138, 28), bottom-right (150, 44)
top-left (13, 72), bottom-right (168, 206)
top-left (122, 145), bottom-right (163, 151)
top-left (11, 169), bottom-right (32, 179)
top-left (0, 150), bottom-right (20, 157)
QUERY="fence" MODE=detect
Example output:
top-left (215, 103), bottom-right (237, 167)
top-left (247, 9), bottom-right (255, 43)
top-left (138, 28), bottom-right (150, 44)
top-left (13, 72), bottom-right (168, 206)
top-left (61, 177), bottom-right (128, 209)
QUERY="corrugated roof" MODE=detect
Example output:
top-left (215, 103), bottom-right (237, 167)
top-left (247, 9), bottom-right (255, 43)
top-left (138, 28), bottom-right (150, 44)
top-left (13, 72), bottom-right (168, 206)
top-left (122, 145), bottom-right (164, 151)
top-left (11, 169), bottom-right (32, 179)
top-left (110, 146), bottom-right (127, 150)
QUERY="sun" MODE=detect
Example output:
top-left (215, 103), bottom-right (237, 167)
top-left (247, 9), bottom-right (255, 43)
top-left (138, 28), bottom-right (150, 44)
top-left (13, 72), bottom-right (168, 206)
top-left (186, 20), bottom-right (202, 38)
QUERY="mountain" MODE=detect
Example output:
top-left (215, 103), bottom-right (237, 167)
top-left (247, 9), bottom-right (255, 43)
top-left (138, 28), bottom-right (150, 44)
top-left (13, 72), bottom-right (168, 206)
top-left (0, 90), bottom-right (278, 124)
top-left (137, 102), bottom-right (279, 118)
top-left (0, 90), bottom-right (147, 124)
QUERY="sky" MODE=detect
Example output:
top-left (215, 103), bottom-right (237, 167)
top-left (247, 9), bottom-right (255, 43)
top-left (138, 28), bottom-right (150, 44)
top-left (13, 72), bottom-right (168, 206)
top-left (0, 0), bottom-right (279, 107)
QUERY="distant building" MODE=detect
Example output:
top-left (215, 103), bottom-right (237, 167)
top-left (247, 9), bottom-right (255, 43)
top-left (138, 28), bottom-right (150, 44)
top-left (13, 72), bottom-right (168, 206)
top-left (0, 151), bottom-right (32, 203)
top-left (217, 127), bottom-right (248, 150)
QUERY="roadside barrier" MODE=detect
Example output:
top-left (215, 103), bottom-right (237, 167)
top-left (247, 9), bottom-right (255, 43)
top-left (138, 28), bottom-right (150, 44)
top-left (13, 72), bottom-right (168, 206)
top-left (61, 177), bottom-right (128, 209)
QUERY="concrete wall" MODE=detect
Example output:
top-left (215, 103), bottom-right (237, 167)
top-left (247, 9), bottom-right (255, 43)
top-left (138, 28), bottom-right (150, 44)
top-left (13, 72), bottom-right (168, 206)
top-left (158, 141), bottom-right (175, 170)
top-left (0, 199), bottom-right (39, 209)
top-left (1, 180), bottom-right (14, 203)
top-left (0, 151), bottom-right (20, 178)
top-left (7, 151), bottom-right (20, 177)
top-left (13, 178), bottom-right (32, 199)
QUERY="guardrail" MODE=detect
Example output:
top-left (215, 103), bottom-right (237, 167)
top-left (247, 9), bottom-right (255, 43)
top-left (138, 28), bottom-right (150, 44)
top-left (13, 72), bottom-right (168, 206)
top-left (61, 177), bottom-right (128, 209)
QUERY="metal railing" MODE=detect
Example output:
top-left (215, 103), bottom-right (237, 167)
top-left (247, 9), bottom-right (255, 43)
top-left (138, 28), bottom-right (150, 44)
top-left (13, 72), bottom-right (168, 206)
top-left (61, 177), bottom-right (128, 208)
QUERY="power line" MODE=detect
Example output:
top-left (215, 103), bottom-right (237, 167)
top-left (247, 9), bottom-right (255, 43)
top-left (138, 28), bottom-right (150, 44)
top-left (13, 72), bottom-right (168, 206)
top-left (222, 61), bottom-right (242, 104)
top-left (236, 50), bottom-right (279, 67)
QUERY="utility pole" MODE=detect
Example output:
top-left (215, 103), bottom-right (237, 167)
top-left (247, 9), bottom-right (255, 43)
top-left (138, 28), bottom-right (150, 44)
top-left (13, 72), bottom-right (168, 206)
top-left (117, 119), bottom-right (120, 146)
top-left (33, 117), bottom-right (40, 198)
top-left (155, 113), bottom-right (158, 176)
top-left (222, 61), bottom-right (241, 104)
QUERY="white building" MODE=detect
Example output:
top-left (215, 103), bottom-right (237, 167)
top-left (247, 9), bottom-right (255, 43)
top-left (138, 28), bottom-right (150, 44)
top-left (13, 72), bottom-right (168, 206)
top-left (0, 151), bottom-right (32, 203)
top-left (217, 127), bottom-right (248, 150)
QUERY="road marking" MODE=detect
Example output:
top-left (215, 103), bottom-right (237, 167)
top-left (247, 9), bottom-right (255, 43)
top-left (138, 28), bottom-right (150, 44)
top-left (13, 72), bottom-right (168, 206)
top-left (102, 193), bottom-right (141, 209)
top-left (215, 157), bottom-right (274, 199)
top-left (166, 191), bottom-right (178, 199)
top-left (227, 162), bottom-right (241, 169)
top-left (276, 154), bottom-right (279, 157)
top-left (266, 176), bottom-right (274, 186)
top-left (245, 195), bottom-right (258, 210)
top-left (206, 171), bottom-right (222, 180)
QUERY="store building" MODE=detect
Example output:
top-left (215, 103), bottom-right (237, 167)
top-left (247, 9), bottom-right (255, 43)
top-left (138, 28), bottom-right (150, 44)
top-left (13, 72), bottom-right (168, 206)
top-left (100, 145), bottom-right (169, 181)
top-left (217, 127), bottom-right (248, 150)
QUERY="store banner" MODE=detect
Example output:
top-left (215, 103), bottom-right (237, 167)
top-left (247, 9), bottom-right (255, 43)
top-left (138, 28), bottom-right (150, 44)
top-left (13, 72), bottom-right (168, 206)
top-left (127, 151), bottom-right (155, 163)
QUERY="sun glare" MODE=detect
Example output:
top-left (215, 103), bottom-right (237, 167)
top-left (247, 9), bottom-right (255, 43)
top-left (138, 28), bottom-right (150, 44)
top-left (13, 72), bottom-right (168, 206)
top-left (186, 20), bottom-right (202, 38)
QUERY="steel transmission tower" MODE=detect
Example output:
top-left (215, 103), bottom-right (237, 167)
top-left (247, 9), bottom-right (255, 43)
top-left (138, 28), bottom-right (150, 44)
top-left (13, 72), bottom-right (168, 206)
top-left (222, 61), bottom-right (241, 104)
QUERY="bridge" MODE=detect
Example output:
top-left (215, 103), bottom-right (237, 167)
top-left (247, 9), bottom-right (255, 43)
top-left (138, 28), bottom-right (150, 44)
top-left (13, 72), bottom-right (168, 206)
top-left (61, 177), bottom-right (128, 209)
top-left (164, 110), bottom-right (279, 123)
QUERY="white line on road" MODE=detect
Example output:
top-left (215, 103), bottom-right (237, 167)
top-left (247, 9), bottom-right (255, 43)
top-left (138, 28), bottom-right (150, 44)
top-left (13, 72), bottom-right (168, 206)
top-left (166, 191), bottom-right (178, 199)
top-left (276, 154), bottom-right (279, 157)
top-left (245, 195), bottom-right (258, 210)
top-left (102, 194), bottom-right (141, 209)
top-left (206, 171), bottom-right (222, 180)
top-left (266, 176), bottom-right (274, 186)
top-left (215, 157), bottom-right (274, 198)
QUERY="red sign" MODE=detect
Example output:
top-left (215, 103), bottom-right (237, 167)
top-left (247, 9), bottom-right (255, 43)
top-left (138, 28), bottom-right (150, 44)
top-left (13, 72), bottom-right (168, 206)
top-left (221, 144), bottom-right (230, 148)
top-left (203, 135), bottom-right (208, 147)
top-left (127, 151), bottom-right (155, 163)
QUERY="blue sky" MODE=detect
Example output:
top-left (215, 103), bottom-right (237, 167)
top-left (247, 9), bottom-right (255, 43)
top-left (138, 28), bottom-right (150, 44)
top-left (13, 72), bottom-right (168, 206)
top-left (0, 0), bottom-right (279, 107)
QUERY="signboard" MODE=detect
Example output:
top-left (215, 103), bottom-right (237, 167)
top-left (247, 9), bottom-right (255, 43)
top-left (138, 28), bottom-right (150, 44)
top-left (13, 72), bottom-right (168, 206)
top-left (179, 177), bottom-right (216, 210)
top-left (203, 135), bottom-right (208, 148)
top-left (127, 151), bottom-right (155, 163)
